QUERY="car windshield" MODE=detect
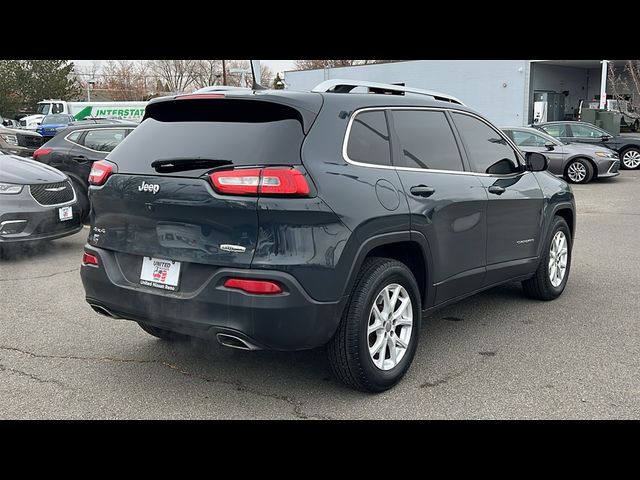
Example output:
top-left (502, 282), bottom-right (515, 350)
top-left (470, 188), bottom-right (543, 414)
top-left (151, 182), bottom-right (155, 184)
top-left (36, 103), bottom-right (51, 115)
top-left (43, 115), bottom-right (71, 125)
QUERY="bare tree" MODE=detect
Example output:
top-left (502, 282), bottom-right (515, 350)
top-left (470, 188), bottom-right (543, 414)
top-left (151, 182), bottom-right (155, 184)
top-left (193, 60), bottom-right (223, 89)
top-left (149, 60), bottom-right (199, 93)
top-left (222, 60), bottom-right (273, 87)
top-left (294, 60), bottom-right (392, 70)
top-left (97, 60), bottom-right (149, 101)
top-left (608, 60), bottom-right (640, 103)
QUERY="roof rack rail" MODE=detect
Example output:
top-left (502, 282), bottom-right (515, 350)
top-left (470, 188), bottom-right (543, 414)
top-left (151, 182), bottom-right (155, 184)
top-left (311, 79), bottom-right (464, 105)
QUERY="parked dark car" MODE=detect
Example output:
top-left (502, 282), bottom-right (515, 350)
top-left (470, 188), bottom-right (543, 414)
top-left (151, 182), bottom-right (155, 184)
top-left (36, 114), bottom-right (75, 139)
top-left (33, 122), bottom-right (137, 221)
top-left (80, 80), bottom-right (576, 392)
top-left (0, 126), bottom-right (44, 157)
top-left (533, 121), bottom-right (640, 170)
top-left (0, 153), bottom-right (82, 243)
top-left (502, 126), bottom-right (620, 184)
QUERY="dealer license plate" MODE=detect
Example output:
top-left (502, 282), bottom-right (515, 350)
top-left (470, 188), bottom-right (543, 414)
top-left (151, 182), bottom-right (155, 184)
top-left (58, 206), bottom-right (73, 221)
top-left (140, 257), bottom-right (181, 291)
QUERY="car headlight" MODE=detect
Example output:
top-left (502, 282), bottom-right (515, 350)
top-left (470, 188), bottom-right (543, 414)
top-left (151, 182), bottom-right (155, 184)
top-left (0, 133), bottom-right (18, 145)
top-left (595, 151), bottom-right (617, 158)
top-left (0, 182), bottom-right (23, 194)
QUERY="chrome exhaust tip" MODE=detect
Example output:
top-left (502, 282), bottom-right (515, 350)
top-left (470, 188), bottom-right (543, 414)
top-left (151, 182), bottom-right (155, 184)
top-left (216, 333), bottom-right (256, 351)
top-left (89, 304), bottom-right (121, 319)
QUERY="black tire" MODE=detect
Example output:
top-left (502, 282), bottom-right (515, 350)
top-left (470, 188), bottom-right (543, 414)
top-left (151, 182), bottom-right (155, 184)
top-left (620, 147), bottom-right (640, 170)
top-left (70, 178), bottom-right (90, 223)
top-left (137, 322), bottom-right (188, 341)
top-left (564, 158), bottom-right (594, 184)
top-left (522, 216), bottom-right (572, 301)
top-left (327, 257), bottom-right (421, 392)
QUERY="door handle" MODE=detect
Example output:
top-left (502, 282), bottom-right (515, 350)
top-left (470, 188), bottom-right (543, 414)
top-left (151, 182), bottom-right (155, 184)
top-left (72, 155), bottom-right (89, 163)
top-left (410, 185), bottom-right (435, 197)
top-left (488, 186), bottom-right (506, 195)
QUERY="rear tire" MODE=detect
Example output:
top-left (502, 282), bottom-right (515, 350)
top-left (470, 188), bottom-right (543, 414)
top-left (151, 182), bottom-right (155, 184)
top-left (565, 158), bottom-right (593, 184)
top-left (137, 322), bottom-right (188, 341)
top-left (620, 147), bottom-right (640, 170)
top-left (522, 216), bottom-right (572, 300)
top-left (327, 257), bottom-right (421, 392)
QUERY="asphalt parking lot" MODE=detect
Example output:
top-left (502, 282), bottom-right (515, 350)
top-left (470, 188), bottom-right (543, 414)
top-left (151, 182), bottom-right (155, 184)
top-left (1, 171), bottom-right (639, 419)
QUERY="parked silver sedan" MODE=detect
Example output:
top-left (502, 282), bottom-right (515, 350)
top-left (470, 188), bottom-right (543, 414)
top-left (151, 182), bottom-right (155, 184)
top-left (502, 126), bottom-right (620, 184)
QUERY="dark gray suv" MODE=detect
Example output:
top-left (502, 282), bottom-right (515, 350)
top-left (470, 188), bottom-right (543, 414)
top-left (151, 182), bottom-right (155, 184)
top-left (80, 80), bottom-right (576, 392)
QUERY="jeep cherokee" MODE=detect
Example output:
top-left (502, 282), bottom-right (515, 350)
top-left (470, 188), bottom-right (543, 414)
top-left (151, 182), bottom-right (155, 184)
top-left (80, 80), bottom-right (576, 392)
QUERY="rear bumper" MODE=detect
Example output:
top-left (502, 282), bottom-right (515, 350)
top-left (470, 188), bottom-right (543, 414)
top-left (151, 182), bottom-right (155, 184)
top-left (80, 245), bottom-right (346, 351)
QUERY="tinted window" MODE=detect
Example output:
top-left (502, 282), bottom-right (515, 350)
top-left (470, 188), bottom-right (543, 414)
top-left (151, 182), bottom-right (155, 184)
top-left (347, 111), bottom-right (391, 166)
top-left (110, 100), bottom-right (306, 174)
top-left (84, 129), bottom-right (127, 152)
top-left (392, 110), bottom-right (463, 171)
top-left (510, 130), bottom-right (549, 147)
top-left (570, 123), bottom-right (608, 138)
top-left (67, 131), bottom-right (83, 144)
top-left (452, 113), bottom-right (520, 175)
top-left (540, 124), bottom-right (568, 138)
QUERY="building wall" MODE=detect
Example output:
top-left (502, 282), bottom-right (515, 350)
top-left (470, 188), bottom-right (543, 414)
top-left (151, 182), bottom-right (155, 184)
top-left (284, 60), bottom-right (529, 126)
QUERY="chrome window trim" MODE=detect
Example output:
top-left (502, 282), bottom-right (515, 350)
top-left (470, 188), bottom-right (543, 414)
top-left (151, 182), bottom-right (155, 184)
top-left (342, 106), bottom-right (527, 178)
top-left (64, 127), bottom-right (133, 154)
top-left (28, 180), bottom-right (77, 208)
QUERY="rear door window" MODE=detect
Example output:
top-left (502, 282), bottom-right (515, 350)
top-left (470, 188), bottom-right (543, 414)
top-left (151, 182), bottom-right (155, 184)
top-left (346, 110), bottom-right (391, 166)
top-left (84, 129), bottom-right (128, 152)
top-left (391, 110), bottom-right (464, 171)
top-left (540, 124), bottom-right (568, 137)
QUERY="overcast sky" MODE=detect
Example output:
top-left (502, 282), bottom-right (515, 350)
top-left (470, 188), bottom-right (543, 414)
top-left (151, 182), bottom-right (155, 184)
top-left (72, 60), bottom-right (297, 75)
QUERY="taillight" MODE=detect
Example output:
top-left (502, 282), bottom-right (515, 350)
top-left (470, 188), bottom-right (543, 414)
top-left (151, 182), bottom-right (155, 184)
top-left (88, 160), bottom-right (113, 186)
top-left (82, 252), bottom-right (99, 266)
top-left (33, 148), bottom-right (52, 161)
top-left (210, 168), bottom-right (261, 195)
top-left (209, 168), bottom-right (310, 196)
top-left (223, 278), bottom-right (282, 294)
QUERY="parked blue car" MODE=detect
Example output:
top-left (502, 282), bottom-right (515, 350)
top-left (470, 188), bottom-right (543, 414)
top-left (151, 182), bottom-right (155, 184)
top-left (36, 114), bottom-right (75, 139)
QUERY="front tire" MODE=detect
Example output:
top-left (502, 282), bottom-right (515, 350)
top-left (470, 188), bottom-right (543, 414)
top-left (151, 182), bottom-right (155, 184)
top-left (620, 147), bottom-right (640, 170)
top-left (522, 216), bottom-right (572, 300)
top-left (327, 257), bottom-right (421, 392)
top-left (565, 158), bottom-right (593, 184)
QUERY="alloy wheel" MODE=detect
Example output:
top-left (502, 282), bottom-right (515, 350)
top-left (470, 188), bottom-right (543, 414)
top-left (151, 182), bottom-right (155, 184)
top-left (567, 162), bottom-right (587, 182)
top-left (367, 283), bottom-right (413, 371)
top-left (548, 231), bottom-right (568, 287)
top-left (622, 150), bottom-right (640, 169)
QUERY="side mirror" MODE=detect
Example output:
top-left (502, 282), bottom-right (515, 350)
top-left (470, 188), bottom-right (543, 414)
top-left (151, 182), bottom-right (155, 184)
top-left (36, 122), bottom-right (41, 126)
top-left (600, 135), bottom-right (611, 141)
top-left (545, 143), bottom-right (555, 151)
top-left (525, 151), bottom-right (548, 172)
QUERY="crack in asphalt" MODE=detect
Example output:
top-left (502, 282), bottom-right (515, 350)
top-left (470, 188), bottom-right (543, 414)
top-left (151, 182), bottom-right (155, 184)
top-left (0, 345), bottom-right (332, 420)
top-left (0, 362), bottom-right (66, 388)
top-left (0, 268), bottom-right (79, 283)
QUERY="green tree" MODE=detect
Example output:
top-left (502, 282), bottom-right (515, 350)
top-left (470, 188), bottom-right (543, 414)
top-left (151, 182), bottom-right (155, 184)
top-left (0, 60), bottom-right (80, 118)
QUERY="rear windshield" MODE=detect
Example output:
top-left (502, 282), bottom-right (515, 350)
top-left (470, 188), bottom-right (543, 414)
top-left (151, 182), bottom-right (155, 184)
top-left (107, 99), bottom-right (305, 175)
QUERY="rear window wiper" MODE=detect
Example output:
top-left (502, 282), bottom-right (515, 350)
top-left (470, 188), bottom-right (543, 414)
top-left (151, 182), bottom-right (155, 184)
top-left (151, 158), bottom-right (232, 173)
